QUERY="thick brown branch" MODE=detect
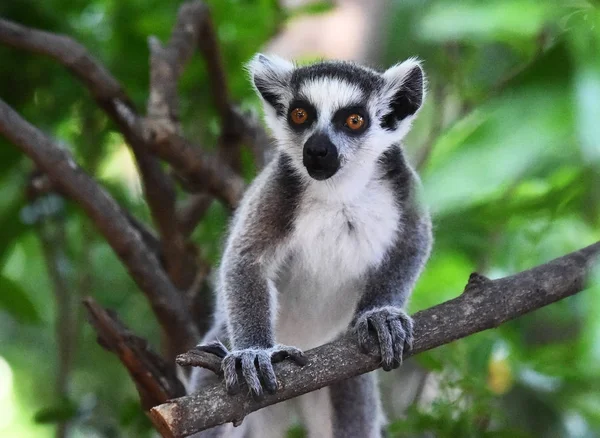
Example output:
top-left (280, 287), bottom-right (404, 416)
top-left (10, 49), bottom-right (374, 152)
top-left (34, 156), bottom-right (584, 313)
top-left (83, 297), bottom-right (186, 410)
top-left (0, 18), bottom-right (132, 106)
top-left (0, 17), bottom-right (244, 210)
top-left (149, 133), bottom-right (245, 210)
top-left (0, 15), bottom-right (198, 307)
top-left (148, 0), bottom-right (251, 237)
top-left (231, 107), bottom-right (274, 170)
top-left (147, 1), bottom-right (209, 137)
top-left (146, 1), bottom-right (219, 294)
top-left (0, 98), bottom-right (198, 350)
top-left (25, 172), bottom-right (170, 288)
top-left (150, 241), bottom-right (600, 437)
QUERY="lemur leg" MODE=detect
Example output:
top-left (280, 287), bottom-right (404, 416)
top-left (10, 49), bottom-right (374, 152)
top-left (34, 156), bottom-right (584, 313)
top-left (329, 373), bottom-right (384, 438)
top-left (187, 321), bottom-right (240, 438)
top-left (243, 401), bottom-right (296, 438)
top-left (298, 388), bottom-right (334, 438)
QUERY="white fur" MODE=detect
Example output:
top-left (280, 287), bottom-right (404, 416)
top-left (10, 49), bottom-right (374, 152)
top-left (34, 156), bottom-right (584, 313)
top-left (273, 167), bottom-right (401, 350)
top-left (301, 78), bottom-right (365, 119)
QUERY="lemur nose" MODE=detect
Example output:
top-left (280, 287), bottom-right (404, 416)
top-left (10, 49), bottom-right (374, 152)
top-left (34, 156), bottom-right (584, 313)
top-left (302, 132), bottom-right (340, 180)
top-left (306, 144), bottom-right (328, 157)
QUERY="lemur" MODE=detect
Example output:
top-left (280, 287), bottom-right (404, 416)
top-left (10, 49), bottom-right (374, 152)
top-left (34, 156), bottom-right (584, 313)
top-left (188, 53), bottom-right (433, 438)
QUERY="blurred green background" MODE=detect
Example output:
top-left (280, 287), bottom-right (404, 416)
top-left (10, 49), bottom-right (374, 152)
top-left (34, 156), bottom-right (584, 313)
top-left (1, 0), bottom-right (600, 437)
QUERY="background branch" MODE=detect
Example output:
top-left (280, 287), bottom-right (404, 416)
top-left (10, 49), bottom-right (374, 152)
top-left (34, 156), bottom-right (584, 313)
top-left (0, 16), bottom-right (245, 210)
top-left (150, 241), bottom-right (600, 437)
top-left (83, 297), bottom-right (186, 410)
top-left (33, 197), bottom-right (77, 438)
top-left (0, 98), bottom-right (198, 352)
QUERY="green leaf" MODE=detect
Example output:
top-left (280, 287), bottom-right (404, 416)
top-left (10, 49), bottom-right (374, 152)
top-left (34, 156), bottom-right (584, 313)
top-left (34, 398), bottom-right (78, 424)
top-left (286, 424), bottom-right (307, 438)
top-left (0, 274), bottom-right (42, 325)
top-left (423, 44), bottom-right (576, 217)
top-left (419, 0), bottom-right (559, 43)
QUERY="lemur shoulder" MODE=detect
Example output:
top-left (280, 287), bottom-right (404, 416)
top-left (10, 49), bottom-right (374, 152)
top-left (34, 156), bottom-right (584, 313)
top-left (189, 54), bottom-right (433, 438)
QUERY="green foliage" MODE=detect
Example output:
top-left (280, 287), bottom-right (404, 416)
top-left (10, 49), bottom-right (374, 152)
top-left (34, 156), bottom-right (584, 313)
top-left (0, 0), bottom-right (599, 436)
top-left (0, 274), bottom-right (42, 325)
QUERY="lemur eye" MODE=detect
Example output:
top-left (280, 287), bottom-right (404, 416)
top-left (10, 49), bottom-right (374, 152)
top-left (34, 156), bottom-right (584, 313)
top-left (345, 114), bottom-right (365, 130)
top-left (291, 108), bottom-right (308, 124)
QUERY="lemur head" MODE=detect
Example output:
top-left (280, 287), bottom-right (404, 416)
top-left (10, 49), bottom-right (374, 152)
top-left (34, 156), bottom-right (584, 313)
top-left (247, 54), bottom-right (425, 182)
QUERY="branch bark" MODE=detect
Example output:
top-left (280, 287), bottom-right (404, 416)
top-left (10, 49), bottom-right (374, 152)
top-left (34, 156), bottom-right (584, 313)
top-left (83, 297), bottom-right (186, 410)
top-left (0, 98), bottom-right (199, 351)
top-left (150, 241), bottom-right (600, 437)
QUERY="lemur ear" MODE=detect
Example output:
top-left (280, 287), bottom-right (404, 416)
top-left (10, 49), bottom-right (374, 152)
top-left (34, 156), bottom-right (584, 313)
top-left (247, 53), bottom-right (294, 115)
top-left (379, 58), bottom-right (425, 130)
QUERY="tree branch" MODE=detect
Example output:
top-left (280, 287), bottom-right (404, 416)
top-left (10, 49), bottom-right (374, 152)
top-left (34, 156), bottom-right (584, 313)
top-left (83, 297), bottom-right (186, 410)
top-left (147, 1), bottom-right (209, 139)
top-left (147, 0), bottom-right (260, 235)
top-left (148, 132), bottom-right (245, 210)
top-left (150, 241), bottom-right (600, 437)
top-left (0, 98), bottom-right (199, 352)
top-left (0, 16), bottom-right (245, 210)
top-left (177, 194), bottom-right (213, 237)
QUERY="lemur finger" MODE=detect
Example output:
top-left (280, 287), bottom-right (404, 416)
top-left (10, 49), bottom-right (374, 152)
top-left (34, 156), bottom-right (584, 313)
top-left (241, 352), bottom-right (264, 400)
top-left (371, 314), bottom-right (394, 371)
top-left (387, 318), bottom-right (406, 369)
top-left (282, 346), bottom-right (308, 366)
top-left (222, 355), bottom-right (240, 395)
top-left (356, 317), bottom-right (371, 354)
top-left (195, 340), bottom-right (229, 359)
top-left (257, 353), bottom-right (278, 394)
top-left (396, 311), bottom-right (414, 353)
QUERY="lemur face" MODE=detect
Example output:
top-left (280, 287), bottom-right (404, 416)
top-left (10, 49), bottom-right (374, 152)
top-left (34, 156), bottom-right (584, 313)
top-left (248, 54), bottom-right (425, 181)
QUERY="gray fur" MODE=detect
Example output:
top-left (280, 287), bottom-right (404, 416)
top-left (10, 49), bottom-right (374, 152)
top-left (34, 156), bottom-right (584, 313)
top-left (330, 374), bottom-right (383, 438)
top-left (188, 54), bottom-right (432, 437)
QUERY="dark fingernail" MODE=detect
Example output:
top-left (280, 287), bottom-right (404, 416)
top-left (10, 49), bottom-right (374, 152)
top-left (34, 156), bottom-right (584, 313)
top-left (197, 344), bottom-right (227, 358)
top-left (271, 351), bottom-right (286, 362)
top-left (251, 389), bottom-right (265, 401)
top-left (265, 379), bottom-right (277, 394)
top-left (358, 342), bottom-right (370, 354)
top-left (227, 383), bottom-right (240, 395)
top-left (292, 354), bottom-right (308, 366)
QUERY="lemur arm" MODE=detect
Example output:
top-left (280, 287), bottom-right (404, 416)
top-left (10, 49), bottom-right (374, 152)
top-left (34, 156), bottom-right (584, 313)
top-left (196, 156), bottom-right (306, 399)
top-left (220, 251), bottom-right (275, 350)
top-left (353, 206), bottom-right (432, 371)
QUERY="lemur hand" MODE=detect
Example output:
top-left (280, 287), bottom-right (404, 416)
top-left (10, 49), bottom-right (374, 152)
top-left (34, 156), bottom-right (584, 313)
top-left (354, 306), bottom-right (414, 371)
top-left (195, 341), bottom-right (307, 400)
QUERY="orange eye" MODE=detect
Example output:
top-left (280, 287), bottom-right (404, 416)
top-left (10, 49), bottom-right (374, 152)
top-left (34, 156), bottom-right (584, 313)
top-left (346, 114), bottom-right (365, 130)
top-left (291, 108), bottom-right (308, 124)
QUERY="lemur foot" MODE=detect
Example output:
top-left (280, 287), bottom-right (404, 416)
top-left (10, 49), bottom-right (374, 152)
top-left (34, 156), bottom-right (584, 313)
top-left (195, 341), bottom-right (306, 400)
top-left (354, 306), bottom-right (414, 371)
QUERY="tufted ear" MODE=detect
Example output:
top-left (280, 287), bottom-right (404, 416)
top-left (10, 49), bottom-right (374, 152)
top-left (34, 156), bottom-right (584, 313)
top-left (379, 58), bottom-right (425, 130)
top-left (247, 53), bottom-right (295, 115)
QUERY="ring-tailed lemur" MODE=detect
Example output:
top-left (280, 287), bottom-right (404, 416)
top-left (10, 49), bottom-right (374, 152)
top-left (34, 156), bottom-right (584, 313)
top-left (188, 54), bottom-right (432, 438)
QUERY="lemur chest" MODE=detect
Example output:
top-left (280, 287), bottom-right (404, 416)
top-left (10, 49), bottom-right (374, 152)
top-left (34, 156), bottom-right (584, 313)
top-left (289, 183), bottom-right (401, 282)
top-left (273, 183), bottom-right (401, 349)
